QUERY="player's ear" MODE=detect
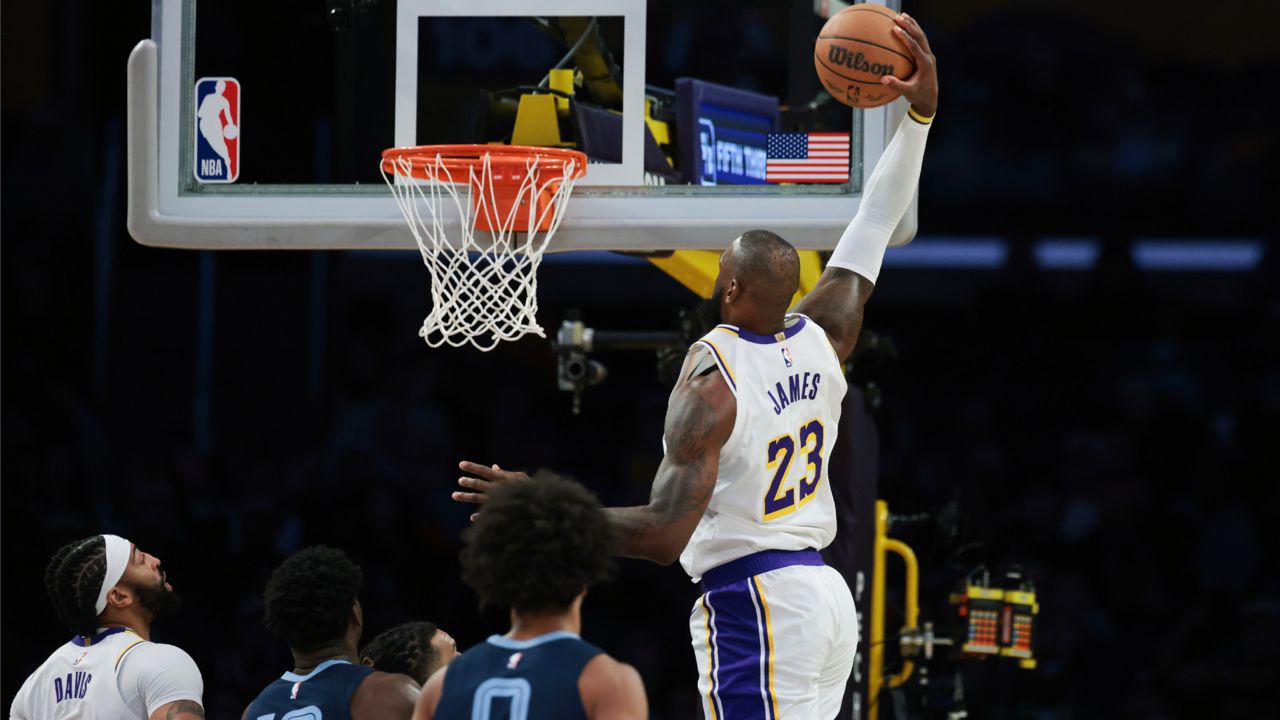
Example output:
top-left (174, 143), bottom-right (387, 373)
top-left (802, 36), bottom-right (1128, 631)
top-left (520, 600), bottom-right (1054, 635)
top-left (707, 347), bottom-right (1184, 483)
top-left (724, 278), bottom-right (739, 304)
top-left (360, 656), bottom-right (375, 667)
top-left (106, 584), bottom-right (132, 609)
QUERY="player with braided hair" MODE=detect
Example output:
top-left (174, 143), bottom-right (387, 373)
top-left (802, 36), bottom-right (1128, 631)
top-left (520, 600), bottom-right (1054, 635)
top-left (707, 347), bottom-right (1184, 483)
top-left (11, 534), bottom-right (204, 719)
top-left (361, 621), bottom-right (460, 686)
top-left (243, 545), bottom-right (420, 720)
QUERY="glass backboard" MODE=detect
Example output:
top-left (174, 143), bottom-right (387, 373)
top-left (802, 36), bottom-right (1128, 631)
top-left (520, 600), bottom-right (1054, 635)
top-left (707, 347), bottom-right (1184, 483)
top-left (129, 0), bottom-right (915, 251)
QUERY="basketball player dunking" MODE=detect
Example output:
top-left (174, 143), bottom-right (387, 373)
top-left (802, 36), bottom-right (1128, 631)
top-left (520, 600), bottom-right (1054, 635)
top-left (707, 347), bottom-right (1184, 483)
top-left (455, 13), bottom-right (937, 718)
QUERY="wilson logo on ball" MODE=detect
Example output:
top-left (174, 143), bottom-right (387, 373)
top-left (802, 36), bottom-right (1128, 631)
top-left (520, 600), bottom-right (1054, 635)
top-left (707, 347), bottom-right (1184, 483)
top-left (826, 47), bottom-right (895, 77)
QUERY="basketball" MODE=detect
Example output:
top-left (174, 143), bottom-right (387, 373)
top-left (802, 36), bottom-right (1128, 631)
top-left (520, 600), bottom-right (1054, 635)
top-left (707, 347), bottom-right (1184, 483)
top-left (815, 5), bottom-right (915, 108)
top-left (223, 123), bottom-right (238, 140)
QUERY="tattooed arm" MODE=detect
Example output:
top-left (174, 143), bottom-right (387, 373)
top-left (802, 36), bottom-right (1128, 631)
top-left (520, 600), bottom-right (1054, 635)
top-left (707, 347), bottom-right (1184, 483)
top-left (455, 348), bottom-right (736, 566)
top-left (606, 364), bottom-right (735, 565)
top-left (151, 700), bottom-right (204, 720)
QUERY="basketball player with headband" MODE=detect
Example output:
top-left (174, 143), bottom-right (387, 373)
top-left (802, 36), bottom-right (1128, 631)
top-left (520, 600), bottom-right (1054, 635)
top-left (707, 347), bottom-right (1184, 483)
top-left (10, 534), bottom-right (205, 719)
top-left (455, 13), bottom-right (937, 718)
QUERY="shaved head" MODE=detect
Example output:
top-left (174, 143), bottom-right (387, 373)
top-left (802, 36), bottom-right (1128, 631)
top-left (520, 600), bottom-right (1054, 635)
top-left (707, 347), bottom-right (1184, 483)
top-left (699, 229), bottom-right (801, 332)
top-left (731, 230), bottom-right (800, 313)
top-left (701, 228), bottom-right (798, 333)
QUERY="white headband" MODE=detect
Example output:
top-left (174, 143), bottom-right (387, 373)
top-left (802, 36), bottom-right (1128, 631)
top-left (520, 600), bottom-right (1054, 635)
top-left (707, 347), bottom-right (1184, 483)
top-left (94, 534), bottom-right (132, 615)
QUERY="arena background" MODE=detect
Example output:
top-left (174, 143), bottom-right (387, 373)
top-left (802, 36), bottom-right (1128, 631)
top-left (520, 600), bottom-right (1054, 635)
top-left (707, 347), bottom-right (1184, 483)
top-left (3, 0), bottom-right (1277, 717)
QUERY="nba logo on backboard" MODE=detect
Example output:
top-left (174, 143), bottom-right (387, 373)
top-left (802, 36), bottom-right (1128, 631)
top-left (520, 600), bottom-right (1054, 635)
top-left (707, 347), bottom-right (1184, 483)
top-left (781, 346), bottom-right (794, 367)
top-left (194, 77), bottom-right (239, 183)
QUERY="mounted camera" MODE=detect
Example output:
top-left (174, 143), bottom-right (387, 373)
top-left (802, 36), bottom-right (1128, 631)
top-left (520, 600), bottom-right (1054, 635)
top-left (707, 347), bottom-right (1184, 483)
top-left (552, 311), bottom-right (697, 414)
top-left (325, 0), bottom-right (379, 30)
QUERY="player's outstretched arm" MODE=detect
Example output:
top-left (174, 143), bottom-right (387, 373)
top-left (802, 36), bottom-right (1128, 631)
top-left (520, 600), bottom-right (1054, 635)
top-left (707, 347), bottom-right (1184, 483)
top-left (793, 12), bottom-right (938, 363)
top-left (606, 369), bottom-right (735, 565)
top-left (454, 356), bottom-right (734, 566)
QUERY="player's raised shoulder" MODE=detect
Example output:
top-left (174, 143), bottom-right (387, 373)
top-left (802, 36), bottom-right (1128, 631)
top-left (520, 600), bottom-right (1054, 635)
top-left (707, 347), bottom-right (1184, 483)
top-left (351, 669), bottom-right (420, 720)
top-left (578, 654), bottom-right (648, 720)
top-left (119, 641), bottom-right (204, 717)
top-left (128, 640), bottom-right (194, 666)
top-left (122, 640), bottom-right (199, 687)
top-left (411, 665), bottom-right (448, 720)
top-left (672, 342), bottom-right (719, 388)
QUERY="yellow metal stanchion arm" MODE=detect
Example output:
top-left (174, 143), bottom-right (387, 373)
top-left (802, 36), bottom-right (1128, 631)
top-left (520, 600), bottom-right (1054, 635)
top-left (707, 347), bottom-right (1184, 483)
top-left (869, 501), bottom-right (923, 720)
top-left (883, 537), bottom-right (919, 689)
top-left (869, 501), bottom-right (888, 720)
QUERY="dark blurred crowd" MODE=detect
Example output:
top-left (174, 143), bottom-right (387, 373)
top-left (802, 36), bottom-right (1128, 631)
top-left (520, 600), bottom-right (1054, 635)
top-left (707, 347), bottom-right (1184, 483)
top-left (870, 257), bottom-right (1280, 717)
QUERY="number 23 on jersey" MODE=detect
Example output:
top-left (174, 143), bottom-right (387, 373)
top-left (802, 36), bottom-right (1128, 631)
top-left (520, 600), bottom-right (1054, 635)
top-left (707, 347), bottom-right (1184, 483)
top-left (762, 419), bottom-right (825, 521)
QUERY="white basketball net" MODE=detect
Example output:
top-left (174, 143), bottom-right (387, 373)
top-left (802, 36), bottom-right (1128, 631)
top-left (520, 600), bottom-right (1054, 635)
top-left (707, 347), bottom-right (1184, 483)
top-left (381, 151), bottom-right (581, 351)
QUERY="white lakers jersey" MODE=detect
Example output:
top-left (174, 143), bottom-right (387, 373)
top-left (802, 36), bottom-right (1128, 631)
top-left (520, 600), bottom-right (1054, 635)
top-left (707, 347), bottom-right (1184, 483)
top-left (678, 313), bottom-right (848, 580)
top-left (9, 626), bottom-right (203, 719)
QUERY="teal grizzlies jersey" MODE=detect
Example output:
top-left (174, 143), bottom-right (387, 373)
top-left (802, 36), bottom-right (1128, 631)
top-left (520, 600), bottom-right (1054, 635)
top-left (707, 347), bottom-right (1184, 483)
top-left (679, 313), bottom-right (848, 580)
top-left (434, 631), bottom-right (602, 720)
top-left (244, 659), bottom-right (375, 720)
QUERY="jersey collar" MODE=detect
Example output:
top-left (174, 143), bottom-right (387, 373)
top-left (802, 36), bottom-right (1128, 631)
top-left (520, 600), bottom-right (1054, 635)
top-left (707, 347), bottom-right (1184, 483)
top-left (486, 630), bottom-right (579, 650)
top-left (70, 626), bottom-right (130, 647)
top-left (281, 658), bottom-right (351, 683)
top-left (716, 315), bottom-right (806, 345)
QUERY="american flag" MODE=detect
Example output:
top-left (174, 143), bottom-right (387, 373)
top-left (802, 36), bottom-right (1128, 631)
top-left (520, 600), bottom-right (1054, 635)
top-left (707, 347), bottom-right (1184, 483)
top-left (765, 132), bottom-right (850, 183)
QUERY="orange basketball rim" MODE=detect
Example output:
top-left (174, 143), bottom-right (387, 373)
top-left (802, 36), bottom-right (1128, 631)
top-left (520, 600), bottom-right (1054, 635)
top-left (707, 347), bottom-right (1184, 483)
top-left (380, 145), bottom-right (588, 233)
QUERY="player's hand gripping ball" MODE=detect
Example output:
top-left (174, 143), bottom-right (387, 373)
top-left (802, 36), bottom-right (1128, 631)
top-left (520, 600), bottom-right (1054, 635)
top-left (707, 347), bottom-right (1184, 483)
top-left (815, 7), bottom-right (937, 115)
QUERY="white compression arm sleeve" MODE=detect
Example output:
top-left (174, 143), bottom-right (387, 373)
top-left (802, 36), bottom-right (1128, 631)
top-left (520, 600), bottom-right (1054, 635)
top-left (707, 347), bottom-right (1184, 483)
top-left (826, 114), bottom-right (931, 283)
